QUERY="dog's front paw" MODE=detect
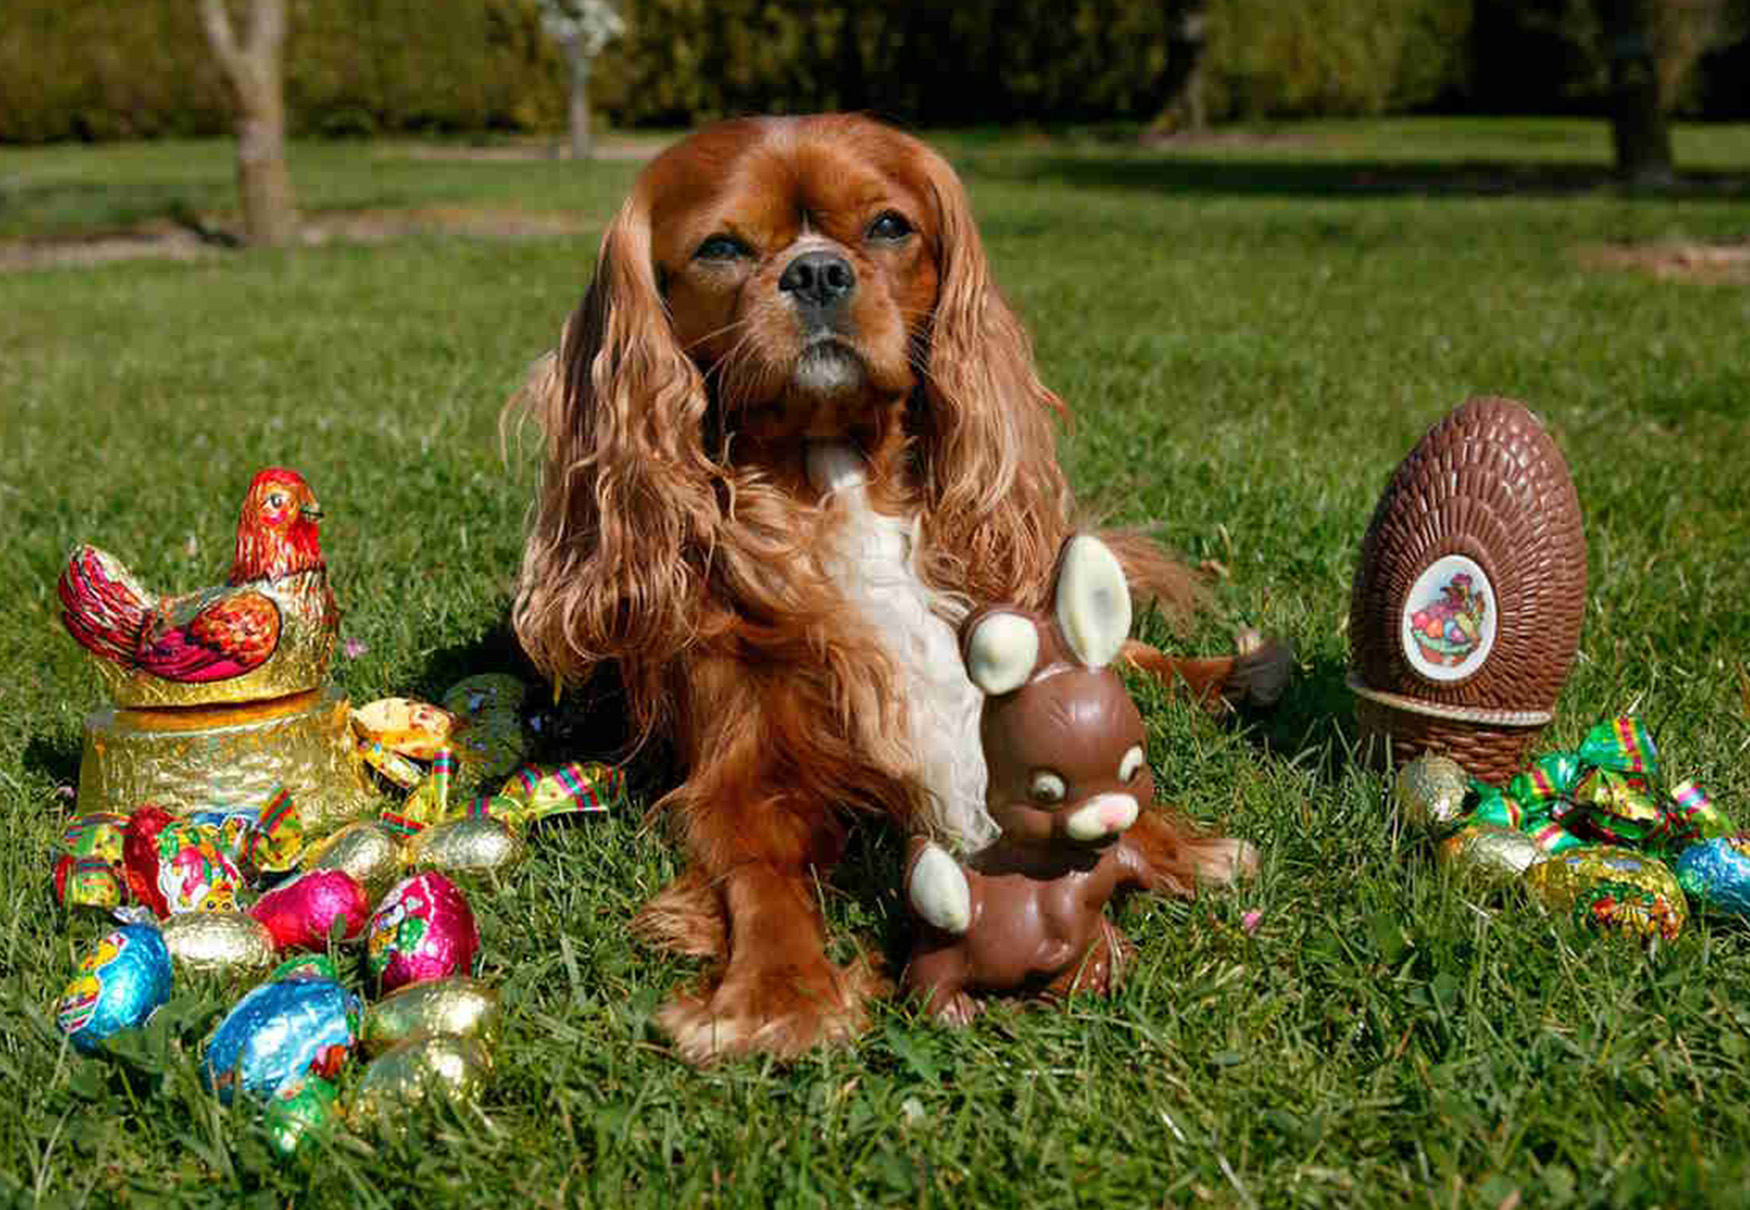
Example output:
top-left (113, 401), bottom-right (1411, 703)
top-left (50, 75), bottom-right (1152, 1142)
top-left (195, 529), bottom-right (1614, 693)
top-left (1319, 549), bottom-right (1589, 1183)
top-left (1223, 628), bottom-right (1293, 709)
top-left (658, 956), bottom-right (885, 1065)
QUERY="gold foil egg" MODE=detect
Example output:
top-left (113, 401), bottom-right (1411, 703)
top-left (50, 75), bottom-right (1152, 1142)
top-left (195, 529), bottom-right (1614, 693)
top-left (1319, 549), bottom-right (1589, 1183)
top-left (350, 1034), bottom-right (490, 1131)
top-left (1393, 754), bottom-right (1472, 836)
top-left (359, 977), bottom-right (501, 1058)
top-left (1435, 824), bottom-right (1547, 890)
top-left (300, 820), bottom-right (405, 902)
top-left (160, 911), bottom-right (278, 976)
top-left (404, 817), bottom-right (525, 876)
top-left (1523, 846), bottom-right (1687, 942)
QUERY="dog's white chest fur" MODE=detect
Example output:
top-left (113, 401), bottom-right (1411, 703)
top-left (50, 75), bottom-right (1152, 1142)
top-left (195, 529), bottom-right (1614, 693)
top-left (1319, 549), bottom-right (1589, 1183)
top-left (807, 443), bottom-right (997, 853)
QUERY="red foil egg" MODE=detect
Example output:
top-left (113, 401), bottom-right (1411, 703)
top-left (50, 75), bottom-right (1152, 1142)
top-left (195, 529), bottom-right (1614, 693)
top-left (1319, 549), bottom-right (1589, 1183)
top-left (249, 870), bottom-right (371, 951)
top-left (365, 872), bottom-right (479, 992)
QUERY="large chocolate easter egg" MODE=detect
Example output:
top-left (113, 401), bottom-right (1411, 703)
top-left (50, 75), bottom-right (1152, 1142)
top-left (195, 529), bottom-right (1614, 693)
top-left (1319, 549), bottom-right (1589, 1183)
top-left (1349, 397), bottom-right (1587, 783)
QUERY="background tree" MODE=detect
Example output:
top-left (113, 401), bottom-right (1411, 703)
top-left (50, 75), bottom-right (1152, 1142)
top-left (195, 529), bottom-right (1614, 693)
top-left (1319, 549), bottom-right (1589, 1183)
top-left (539, 0), bottom-right (625, 160)
top-left (198, 0), bottom-right (296, 245)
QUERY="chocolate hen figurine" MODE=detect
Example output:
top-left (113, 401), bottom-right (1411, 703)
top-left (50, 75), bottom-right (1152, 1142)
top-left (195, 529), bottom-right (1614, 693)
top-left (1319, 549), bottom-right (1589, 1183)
top-left (902, 535), bottom-right (1255, 1024)
top-left (59, 468), bottom-right (339, 709)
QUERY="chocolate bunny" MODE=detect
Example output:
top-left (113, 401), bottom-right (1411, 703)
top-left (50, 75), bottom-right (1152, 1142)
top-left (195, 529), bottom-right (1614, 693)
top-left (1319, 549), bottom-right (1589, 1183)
top-left (902, 535), bottom-right (1255, 1024)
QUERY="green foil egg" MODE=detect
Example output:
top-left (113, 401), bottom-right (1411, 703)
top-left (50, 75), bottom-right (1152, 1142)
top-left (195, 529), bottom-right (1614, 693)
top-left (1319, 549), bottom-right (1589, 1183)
top-left (350, 1034), bottom-right (490, 1133)
top-left (1394, 754), bottom-right (1472, 836)
top-left (359, 977), bottom-right (501, 1059)
top-left (300, 820), bottom-right (405, 902)
top-left (403, 817), bottom-right (525, 876)
top-left (1435, 824), bottom-right (1546, 889)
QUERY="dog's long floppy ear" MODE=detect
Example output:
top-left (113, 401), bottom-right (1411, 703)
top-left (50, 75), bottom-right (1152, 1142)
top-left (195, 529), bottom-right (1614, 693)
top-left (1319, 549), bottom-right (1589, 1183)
top-left (911, 144), bottom-right (1075, 612)
top-left (507, 194), bottom-right (718, 740)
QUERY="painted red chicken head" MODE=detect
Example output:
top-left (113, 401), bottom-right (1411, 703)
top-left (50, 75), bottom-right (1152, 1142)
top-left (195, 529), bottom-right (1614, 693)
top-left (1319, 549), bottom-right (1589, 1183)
top-left (231, 468), bottom-right (325, 582)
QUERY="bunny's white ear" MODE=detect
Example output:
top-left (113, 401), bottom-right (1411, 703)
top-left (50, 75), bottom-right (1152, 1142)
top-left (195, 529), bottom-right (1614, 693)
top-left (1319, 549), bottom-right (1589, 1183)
top-left (1055, 535), bottom-right (1131, 668)
top-left (964, 611), bottom-right (1040, 695)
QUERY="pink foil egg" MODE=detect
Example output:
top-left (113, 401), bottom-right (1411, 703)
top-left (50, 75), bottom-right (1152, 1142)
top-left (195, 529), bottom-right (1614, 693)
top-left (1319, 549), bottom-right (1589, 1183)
top-left (249, 870), bottom-right (370, 951)
top-left (366, 872), bottom-right (479, 992)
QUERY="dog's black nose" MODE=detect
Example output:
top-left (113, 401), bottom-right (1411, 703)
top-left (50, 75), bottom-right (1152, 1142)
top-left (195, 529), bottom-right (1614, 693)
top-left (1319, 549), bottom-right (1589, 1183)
top-left (779, 251), bottom-right (856, 311)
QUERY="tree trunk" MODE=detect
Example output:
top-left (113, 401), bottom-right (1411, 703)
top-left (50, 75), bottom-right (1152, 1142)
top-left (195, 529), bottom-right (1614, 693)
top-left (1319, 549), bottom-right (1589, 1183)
top-left (200, 0), bottom-right (298, 245)
top-left (1598, 0), bottom-right (1675, 186)
top-left (567, 41), bottom-right (593, 161)
top-left (1144, 2), bottom-right (1208, 142)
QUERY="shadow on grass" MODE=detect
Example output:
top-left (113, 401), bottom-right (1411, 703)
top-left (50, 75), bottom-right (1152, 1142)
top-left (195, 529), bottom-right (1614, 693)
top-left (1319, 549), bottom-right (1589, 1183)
top-left (1236, 650), bottom-right (1365, 788)
top-left (21, 732), bottom-right (81, 796)
top-left (412, 616), bottom-right (679, 805)
top-left (977, 154), bottom-right (1750, 202)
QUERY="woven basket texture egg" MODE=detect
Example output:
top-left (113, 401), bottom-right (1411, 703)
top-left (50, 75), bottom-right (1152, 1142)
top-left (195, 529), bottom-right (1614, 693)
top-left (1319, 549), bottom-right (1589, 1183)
top-left (1349, 396), bottom-right (1587, 783)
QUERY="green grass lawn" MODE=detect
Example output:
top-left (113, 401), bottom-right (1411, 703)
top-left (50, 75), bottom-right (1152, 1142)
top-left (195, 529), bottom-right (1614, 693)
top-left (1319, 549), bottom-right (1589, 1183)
top-left (2, 117), bottom-right (1749, 1207)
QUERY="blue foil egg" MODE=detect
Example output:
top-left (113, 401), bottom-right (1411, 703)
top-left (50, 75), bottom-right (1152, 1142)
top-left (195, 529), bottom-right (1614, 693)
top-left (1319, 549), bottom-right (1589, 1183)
top-left (203, 978), bottom-right (360, 1104)
top-left (1676, 836), bottom-right (1750, 917)
top-left (56, 924), bottom-right (173, 1054)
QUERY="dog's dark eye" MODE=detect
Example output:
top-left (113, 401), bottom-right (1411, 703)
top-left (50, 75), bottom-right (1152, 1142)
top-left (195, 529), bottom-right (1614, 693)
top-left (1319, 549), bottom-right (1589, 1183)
top-left (866, 211), bottom-right (913, 242)
top-left (694, 233), bottom-right (752, 262)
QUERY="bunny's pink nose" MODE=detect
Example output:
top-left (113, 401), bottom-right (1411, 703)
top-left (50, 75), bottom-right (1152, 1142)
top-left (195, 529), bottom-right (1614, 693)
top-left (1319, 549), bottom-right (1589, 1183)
top-left (1064, 793), bottom-right (1140, 841)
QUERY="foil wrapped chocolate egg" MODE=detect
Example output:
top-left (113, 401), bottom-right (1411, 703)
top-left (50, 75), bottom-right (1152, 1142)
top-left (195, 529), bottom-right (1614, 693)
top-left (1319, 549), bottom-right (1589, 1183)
top-left (366, 872), bottom-right (480, 992)
top-left (265, 1075), bottom-right (340, 1159)
top-left (56, 924), bottom-right (173, 1054)
top-left (1393, 754), bottom-right (1472, 836)
top-left (160, 911), bottom-right (277, 977)
top-left (122, 805), bottom-right (245, 917)
top-left (54, 854), bottom-right (127, 910)
top-left (203, 977), bottom-right (360, 1104)
top-left (300, 820), bottom-right (405, 902)
top-left (350, 1034), bottom-right (490, 1133)
top-left (442, 674), bottom-right (528, 782)
top-left (1675, 836), bottom-right (1750, 917)
top-left (1523, 846), bottom-right (1686, 942)
top-left (249, 870), bottom-right (370, 951)
top-left (360, 977), bottom-right (502, 1058)
top-left (403, 817), bottom-right (525, 876)
top-left (1435, 824), bottom-right (1547, 889)
top-left (352, 697), bottom-right (459, 761)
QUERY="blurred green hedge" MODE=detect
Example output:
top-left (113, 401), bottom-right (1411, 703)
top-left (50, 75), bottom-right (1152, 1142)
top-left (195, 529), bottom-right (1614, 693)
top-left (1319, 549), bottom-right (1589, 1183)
top-left (2, 0), bottom-right (1744, 144)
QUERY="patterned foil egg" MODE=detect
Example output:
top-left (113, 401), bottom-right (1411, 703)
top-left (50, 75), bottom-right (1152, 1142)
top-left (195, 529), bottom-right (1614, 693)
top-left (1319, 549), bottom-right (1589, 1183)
top-left (265, 1076), bottom-right (340, 1159)
top-left (54, 854), bottom-right (127, 910)
top-left (160, 911), bottom-right (277, 976)
top-left (352, 697), bottom-right (459, 761)
top-left (299, 820), bottom-right (405, 903)
top-left (1393, 754), bottom-right (1472, 836)
top-left (1434, 824), bottom-right (1547, 889)
top-left (441, 674), bottom-right (528, 782)
top-left (403, 817), bottom-right (525, 876)
top-left (1522, 846), bottom-right (1687, 942)
top-left (56, 924), bottom-right (173, 1054)
top-left (249, 870), bottom-right (370, 951)
top-left (366, 872), bottom-right (480, 993)
top-left (122, 805), bottom-right (245, 918)
top-left (203, 977), bottom-right (360, 1104)
top-left (350, 1034), bottom-right (491, 1133)
top-left (1675, 836), bottom-right (1750, 918)
top-left (360, 977), bottom-right (502, 1058)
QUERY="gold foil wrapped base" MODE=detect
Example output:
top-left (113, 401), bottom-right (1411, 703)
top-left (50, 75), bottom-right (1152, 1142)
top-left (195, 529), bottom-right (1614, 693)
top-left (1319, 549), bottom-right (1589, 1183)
top-left (77, 685), bottom-right (377, 831)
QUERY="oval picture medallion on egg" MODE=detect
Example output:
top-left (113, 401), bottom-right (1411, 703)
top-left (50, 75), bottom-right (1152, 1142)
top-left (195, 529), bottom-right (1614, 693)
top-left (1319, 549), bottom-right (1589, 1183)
top-left (1400, 554), bottom-right (1497, 684)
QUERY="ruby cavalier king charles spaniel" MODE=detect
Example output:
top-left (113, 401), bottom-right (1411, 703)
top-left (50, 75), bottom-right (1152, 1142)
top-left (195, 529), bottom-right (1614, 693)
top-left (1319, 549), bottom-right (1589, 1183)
top-left (510, 114), bottom-right (1286, 1064)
